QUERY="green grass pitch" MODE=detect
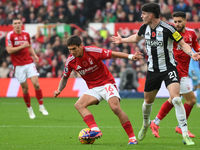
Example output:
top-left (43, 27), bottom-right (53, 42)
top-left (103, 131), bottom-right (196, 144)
top-left (0, 97), bottom-right (199, 150)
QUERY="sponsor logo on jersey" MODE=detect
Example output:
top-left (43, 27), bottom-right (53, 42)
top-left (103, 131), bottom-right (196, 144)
top-left (146, 39), bottom-right (163, 46)
top-left (172, 31), bottom-right (182, 41)
top-left (14, 41), bottom-right (26, 45)
top-left (78, 65), bottom-right (98, 75)
top-left (14, 37), bottom-right (18, 40)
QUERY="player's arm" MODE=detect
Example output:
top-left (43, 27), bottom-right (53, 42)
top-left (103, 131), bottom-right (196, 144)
top-left (178, 39), bottom-right (200, 61)
top-left (111, 51), bottom-right (143, 60)
top-left (6, 41), bottom-right (30, 54)
top-left (54, 76), bottom-right (69, 97)
top-left (29, 45), bottom-right (39, 63)
top-left (111, 32), bottom-right (144, 44)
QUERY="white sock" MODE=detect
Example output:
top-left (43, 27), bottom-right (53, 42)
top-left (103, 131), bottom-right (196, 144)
top-left (91, 127), bottom-right (100, 131)
top-left (129, 136), bottom-right (136, 140)
top-left (142, 101), bottom-right (153, 127)
top-left (28, 107), bottom-right (32, 110)
top-left (172, 97), bottom-right (188, 137)
top-left (154, 117), bottom-right (161, 126)
top-left (39, 105), bottom-right (44, 108)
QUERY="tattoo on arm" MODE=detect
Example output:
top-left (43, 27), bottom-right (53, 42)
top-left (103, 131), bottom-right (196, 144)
top-left (58, 76), bottom-right (68, 92)
top-left (188, 52), bottom-right (192, 57)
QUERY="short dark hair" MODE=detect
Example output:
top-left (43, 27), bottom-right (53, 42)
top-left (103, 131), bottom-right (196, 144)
top-left (172, 11), bottom-right (186, 19)
top-left (141, 3), bottom-right (160, 18)
top-left (66, 35), bottom-right (82, 46)
top-left (12, 17), bottom-right (21, 22)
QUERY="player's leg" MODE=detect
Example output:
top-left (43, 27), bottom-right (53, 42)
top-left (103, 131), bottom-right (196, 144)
top-left (167, 83), bottom-right (194, 145)
top-left (75, 93), bottom-right (102, 139)
top-left (28, 63), bottom-right (48, 115)
top-left (174, 77), bottom-right (195, 137)
top-left (15, 65), bottom-right (35, 119)
top-left (138, 90), bottom-right (157, 141)
top-left (175, 91), bottom-right (196, 137)
top-left (138, 71), bottom-right (160, 141)
top-left (20, 81), bottom-right (36, 119)
top-left (196, 84), bottom-right (200, 107)
top-left (108, 96), bottom-right (138, 145)
top-left (150, 97), bottom-right (174, 138)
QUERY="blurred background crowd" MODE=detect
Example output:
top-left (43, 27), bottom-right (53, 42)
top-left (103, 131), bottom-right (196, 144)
top-left (0, 0), bottom-right (200, 84)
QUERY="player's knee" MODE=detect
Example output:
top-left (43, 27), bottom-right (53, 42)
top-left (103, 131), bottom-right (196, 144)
top-left (33, 82), bottom-right (40, 90)
top-left (111, 106), bottom-right (121, 116)
top-left (22, 87), bottom-right (28, 94)
top-left (189, 98), bottom-right (196, 106)
top-left (74, 102), bottom-right (81, 110)
top-left (172, 97), bottom-right (182, 105)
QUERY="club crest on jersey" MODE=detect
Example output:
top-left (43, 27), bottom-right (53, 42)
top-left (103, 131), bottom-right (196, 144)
top-left (157, 31), bottom-right (162, 37)
top-left (88, 57), bottom-right (93, 65)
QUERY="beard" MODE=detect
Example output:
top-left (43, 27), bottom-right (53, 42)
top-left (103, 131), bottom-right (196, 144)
top-left (177, 25), bottom-right (185, 32)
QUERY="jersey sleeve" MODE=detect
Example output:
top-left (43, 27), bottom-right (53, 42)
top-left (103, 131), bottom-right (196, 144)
top-left (62, 58), bottom-right (73, 78)
top-left (85, 46), bottom-right (112, 60)
top-left (191, 31), bottom-right (200, 52)
top-left (168, 25), bottom-right (183, 43)
top-left (137, 24), bottom-right (147, 37)
top-left (5, 32), bottom-right (13, 46)
top-left (98, 48), bottom-right (112, 60)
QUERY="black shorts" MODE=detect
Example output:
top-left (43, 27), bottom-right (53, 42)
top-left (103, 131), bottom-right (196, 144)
top-left (144, 67), bottom-right (180, 92)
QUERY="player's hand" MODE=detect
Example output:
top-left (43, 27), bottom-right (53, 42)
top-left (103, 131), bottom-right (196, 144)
top-left (191, 52), bottom-right (200, 61)
top-left (54, 90), bottom-right (61, 97)
top-left (133, 51), bottom-right (144, 60)
top-left (33, 55), bottom-right (39, 63)
top-left (22, 41), bottom-right (30, 48)
top-left (111, 32), bottom-right (122, 44)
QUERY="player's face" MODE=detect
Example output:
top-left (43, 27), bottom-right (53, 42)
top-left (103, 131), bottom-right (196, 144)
top-left (68, 45), bottom-right (83, 57)
top-left (12, 19), bottom-right (22, 33)
top-left (173, 17), bottom-right (186, 32)
top-left (141, 11), bottom-right (151, 24)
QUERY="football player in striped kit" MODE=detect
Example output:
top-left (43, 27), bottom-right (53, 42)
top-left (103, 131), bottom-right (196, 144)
top-left (112, 3), bottom-right (200, 145)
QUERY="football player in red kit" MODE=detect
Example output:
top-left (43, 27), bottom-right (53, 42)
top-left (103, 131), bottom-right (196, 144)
top-left (6, 18), bottom-right (48, 119)
top-left (54, 35), bottom-right (143, 145)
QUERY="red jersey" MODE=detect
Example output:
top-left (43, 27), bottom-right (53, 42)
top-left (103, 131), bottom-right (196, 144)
top-left (173, 27), bottom-right (200, 78)
top-left (63, 46), bottom-right (115, 89)
top-left (6, 30), bottom-right (33, 66)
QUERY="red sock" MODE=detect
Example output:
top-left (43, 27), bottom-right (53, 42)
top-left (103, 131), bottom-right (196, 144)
top-left (184, 103), bottom-right (193, 119)
top-left (122, 121), bottom-right (135, 138)
top-left (83, 114), bottom-right (98, 129)
top-left (35, 89), bottom-right (43, 105)
top-left (23, 93), bottom-right (31, 108)
top-left (157, 101), bottom-right (174, 120)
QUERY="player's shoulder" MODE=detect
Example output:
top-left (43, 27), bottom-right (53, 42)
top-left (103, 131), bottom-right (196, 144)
top-left (21, 30), bottom-right (30, 35)
top-left (84, 46), bottom-right (103, 53)
top-left (6, 31), bottom-right (14, 38)
top-left (66, 55), bottom-right (76, 65)
top-left (160, 21), bottom-right (176, 32)
top-left (185, 27), bottom-right (196, 34)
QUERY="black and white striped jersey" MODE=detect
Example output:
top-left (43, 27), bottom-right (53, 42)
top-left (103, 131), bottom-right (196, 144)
top-left (138, 20), bottom-right (183, 72)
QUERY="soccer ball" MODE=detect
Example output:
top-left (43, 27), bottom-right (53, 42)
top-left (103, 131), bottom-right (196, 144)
top-left (78, 128), bottom-right (95, 144)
